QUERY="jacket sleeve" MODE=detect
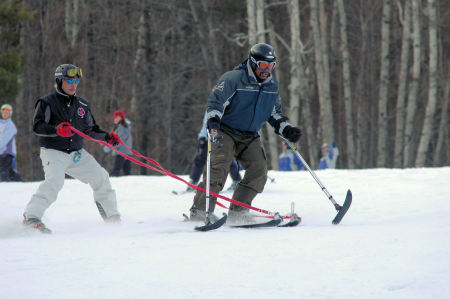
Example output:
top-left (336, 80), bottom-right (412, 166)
top-left (206, 72), bottom-right (237, 124)
top-left (84, 111), bottom-right (109, 141)
top-left (33, 99), bottom-right (58, 136)
top-left (267, 94), bottom-right (293, 136)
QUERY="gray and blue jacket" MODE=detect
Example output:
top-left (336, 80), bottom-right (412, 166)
top-left (0, 118), bottom-right (17, 157)
top-left (206, 60), bottom-right (293, 137)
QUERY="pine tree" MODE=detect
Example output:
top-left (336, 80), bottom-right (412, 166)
top-left (0, 0), bottom-right (33, 99)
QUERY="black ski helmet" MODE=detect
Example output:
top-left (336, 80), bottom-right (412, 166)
top-left (54, 64), bottom-right (82, 86)
top-left (248, 43), bottom-right (276, 71)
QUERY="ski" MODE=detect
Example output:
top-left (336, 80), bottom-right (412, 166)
top-left (229, 213), bottom-right (283, 228)
top-left (278, 214), bottom-right (301, 227)
top-left (194, 213), bottom-right (228, 232)
top-left (332, 190), bottom-right (352, 225)
top-left (172, 189), bottom-right (194, 195)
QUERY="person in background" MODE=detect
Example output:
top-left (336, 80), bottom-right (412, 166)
top-left (0, 104), bottom-right (22, 181)
top-left (106, 110), bottom-right (133, 176)
top-left (22, 64), bottom-right (121, 232)
top-left (189, 43), bottom-right (302, 223)
top-left (278, 141), bottom-right (303, 171)
top-left (187, 111), bottom-right (241, 192)
top-left (318, 141), bottom-right (339, 169)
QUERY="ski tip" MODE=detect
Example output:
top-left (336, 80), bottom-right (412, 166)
top-left (279, 214), bottom-right (301, 227)
top-left (194, 213), bottom-right (227, 232)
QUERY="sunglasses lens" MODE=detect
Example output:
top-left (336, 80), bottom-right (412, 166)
top-left (67, 79), bottom-right (79, 84)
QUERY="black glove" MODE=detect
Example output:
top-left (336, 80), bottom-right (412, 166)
top-left (105, 132), bottom-right (121, 147)
top-left (198, 137), bottom-right (207, 150)
top-left (283, 126), bottom-right (302, 143)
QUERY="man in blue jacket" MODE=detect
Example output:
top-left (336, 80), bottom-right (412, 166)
top-left (189, 43), bottom-right (302, 223)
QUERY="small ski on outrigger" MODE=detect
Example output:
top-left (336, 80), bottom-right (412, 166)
top-left (229, 203), bottom-right (301, 228)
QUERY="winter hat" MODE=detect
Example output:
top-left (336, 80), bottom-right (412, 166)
top-left (1, 104), bottom-right (12, 115)
top-left (113, 110), bottom-right (125, 119)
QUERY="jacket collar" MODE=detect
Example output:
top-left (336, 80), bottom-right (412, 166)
top-left (55, 85), bottom-right (76, 105)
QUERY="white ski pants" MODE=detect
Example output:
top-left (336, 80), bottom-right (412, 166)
top-left (24, 148), bottom-right (119, 220)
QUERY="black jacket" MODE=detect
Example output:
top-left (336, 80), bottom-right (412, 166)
top-left (33, 88), bottom-right (108, 153)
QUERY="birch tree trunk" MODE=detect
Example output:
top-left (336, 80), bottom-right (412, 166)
top-left (64, 0), bottom-right (80, 48)
top-left (247, 0), bottom-right (257, 45)
top-left (415, 0), bottom-right (439, 167)
top-left (403, 0), bottom-right (421, 167)
top-left (255, 0), bottom-right (265, 43)
top-left (287, 0), bottom-right (300, 127)
top-left (337, 0), bottom-right (355, 168)
top-left (318, 0), bottom-right (334, 143)
top-left (376, 0), bottom-right (391, 167)
top-left (433, 78), bottom-right (449, 165)
top-left (189, 0), bottom-right (213, 87)
top-left (130, 5), bottom-right (147, 173)
top-left (287, 0), bottom-right (316, 166)
top-left (394, 0), bottom-right (411, 168)
top-left (310, 0), bottom-right (334, 145)
top-left (201, 0), bottom-right (221, 80)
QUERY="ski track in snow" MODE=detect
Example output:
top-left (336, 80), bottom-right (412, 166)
top-left (1, 167), bottom-right (450, 299)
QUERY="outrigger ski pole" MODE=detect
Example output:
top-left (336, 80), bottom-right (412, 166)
top-left (194, 131), bottom-right (227, 231)
top-left (282, 137), bottom-right (352, 224)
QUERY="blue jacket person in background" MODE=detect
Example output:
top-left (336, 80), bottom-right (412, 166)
top-left (0, 104), bottom-right (22, 181)
top-left (318, 142), bottom-right (339, 169)
top-left (278, 141), bottom-right (303, 171)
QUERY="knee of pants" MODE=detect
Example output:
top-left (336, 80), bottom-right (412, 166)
top-left (241, 165), bottom-right (267, 193)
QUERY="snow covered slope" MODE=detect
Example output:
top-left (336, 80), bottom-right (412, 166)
top-left (1, 167), bottom-right (449, 298)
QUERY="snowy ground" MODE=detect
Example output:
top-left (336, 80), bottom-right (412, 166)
top-left (1, 167), bottom-right (449, 299)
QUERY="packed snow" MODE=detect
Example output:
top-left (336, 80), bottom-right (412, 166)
top-left (1, 167), bottom-right (449, 299)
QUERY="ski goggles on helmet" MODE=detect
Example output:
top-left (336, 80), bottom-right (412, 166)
top-left (66, 67), bottom-right (83, 78)
top-left (66, 79), bottom-right (80, 84)
top-left (250, 56), bottom-right (276, 71)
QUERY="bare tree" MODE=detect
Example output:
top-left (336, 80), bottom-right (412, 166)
top-left (337, 0), bottom-right (355, 168)
top-left (433, 78), bottom-right (449, 165)
top-left (376, 0), bottom-right (392, 167)
top-left (310, 0), bottom-right (334, 145)
top-left (394, 0), bottom-right (411, 167)
top-left (415, 0), bottom-right (439, 166)
top-left (403, 0), bottom-right (422, 167)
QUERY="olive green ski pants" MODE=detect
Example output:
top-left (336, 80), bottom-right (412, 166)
top-left (192, 129), bottom-right (268, 213)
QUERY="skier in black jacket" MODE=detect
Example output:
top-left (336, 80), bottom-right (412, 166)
top-left (23, 64), bottom-right (121, 232)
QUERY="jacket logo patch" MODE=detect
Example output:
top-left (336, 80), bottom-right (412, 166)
top-left (77, 107), bottom-right (86, 118)
top-left (214, 81), bottom-right (225, 92)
